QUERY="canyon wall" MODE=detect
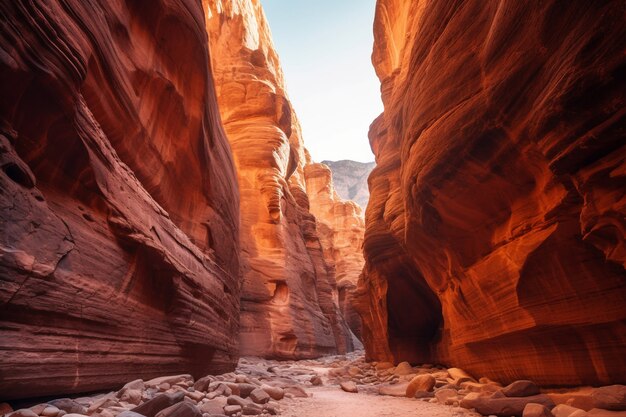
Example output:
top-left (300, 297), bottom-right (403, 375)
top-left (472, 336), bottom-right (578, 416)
top-left (305, 163), bottom-right (365, 340)
top-left (203, 0), bottom-right (354, 358)
top-left (0, 0), bottom-right (240, 400)
top-left (358, 0), bottom-right (626, 386)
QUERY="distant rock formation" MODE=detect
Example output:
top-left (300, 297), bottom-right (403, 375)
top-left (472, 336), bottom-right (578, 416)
top-left (357, 0), bottom-right (626, 386)
top-left (305, 163), bottom-right (366, 339)
top-left (204, 0), bottom-right (354, 359)
top-left (0, 0), bottom-right (240, 400)
top-left (322, 160), bottom-right (375, 209)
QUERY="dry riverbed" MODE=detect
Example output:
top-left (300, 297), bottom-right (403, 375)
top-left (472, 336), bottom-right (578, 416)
top-left (3, 351), bottom-right (625, 417)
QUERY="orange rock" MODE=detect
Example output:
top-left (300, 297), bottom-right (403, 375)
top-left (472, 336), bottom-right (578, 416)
top-left (0, 0), bottom-right (240, 400)
top-left (203, 0), bottom-right (354, 358)
top-left (358, 0), bottom-right (626, 386)
top-left (305, 163), bottom-right (366, 339)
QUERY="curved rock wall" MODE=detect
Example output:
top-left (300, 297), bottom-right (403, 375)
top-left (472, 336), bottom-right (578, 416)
top-left (203, 0), bottom-right (354, 358)
top-left (358, 0), bottom-right (626, 386)
top-left (0, 0), bottom-right (240, 400)
top-left (305, 163), bottom-right (365, 340)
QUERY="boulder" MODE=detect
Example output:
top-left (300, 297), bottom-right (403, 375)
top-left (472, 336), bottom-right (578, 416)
top-left (503, 381), bottom-right (541, 398)
top-left (406, 375), bottom-right (436, 397)
top-left (461, 392), bottom-right (555, 416)
top-left (340, 381), bottom-right (358, 393)
top-left (523, 403), bottom-right (554, 417)
top-left (131, 393), bottom-right (185, 417)
top-left (593, 386), bottom-right (626, 411)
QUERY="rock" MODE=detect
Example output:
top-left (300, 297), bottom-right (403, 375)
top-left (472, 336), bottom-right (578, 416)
top-left (414, 391), bottom-right (435, 399)
top-left (503, 381), bottom-right (541, 398)
top-left (222, 406), bottom-right (241, 417)
top-left (283, 386), bottom-right (308, 398)
top-left (448, 368), bottom-right (476, 384)
top-left (194, 377), bottom-right (214, 393)
top-left (593, 386), bottom-right (626, 411)
top-left (340, 381), bottom-right (358, 393)
top-left (41, 406), bottom-right (61, 417)
top-left (198, 399), bottom-right (227, 415)
top-left (154, 403), bottom-right (201, 417)
top-left (117, 412), bottom-right (147, 417)
top-left (237, 384), bottom-right (257, 399)
top-left (9, 410), bottom-right (38, 417)
top-left (48, 398), bottom-right (87, 414)
top-left (378, 383), bottom-right (410, 397)
top-left (406, 374), bottom-right (436, 397)
top-left (461, 392), bottom-right (556, 416)
top-left (226, 396), bottom-right (249, 408)
top-left (132, 393), bottom-right (185, 417)
top-left (1, 404), bottom-right (14, 416)
top-left (184, 391), bottom-right (205, 403)
top-left (356, 0), bottom-right (626, 388)
top-left (393, 362), bottom-right (413, 376)
top-left (205, 0), bottom-right (355, 361)
top-left (524, 403), bottom-right (555, 417)
top-left (0, 0), bottom-right (241, 401)
top-left (435, 389), bottom-right (459, 405)
top-left (588, 409), bottom-right (626, 417)
top-left (241, 403), bottom-right (263, 416)
top-left (310, 376), bottom-right (323, 386)
top-left (552, 404), bottom-right (588, 417)
top-left (248, 389), bottom-right (269, 405)
top-left (146, 376), bottom-right (193, 389)
top-left (260, 385), bottom-right (284, 401)
top-left (376, 362), bottom-right (394, 370)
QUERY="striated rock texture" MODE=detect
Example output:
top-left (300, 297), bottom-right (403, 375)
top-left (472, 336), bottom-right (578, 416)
top-left (358, 0), bottom-right (626, 386)
top-left (0, 0), bottom-right (240, 400)
top-left (305, 163), bottom-right (366, 340)
top-left (321, 160), bottom-right (375, 209)
top-left (203, 0), bottom-right (354, 359)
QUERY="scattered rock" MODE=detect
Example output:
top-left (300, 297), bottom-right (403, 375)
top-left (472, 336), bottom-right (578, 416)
top-left (503, 381), bottom-right (541, 398)
top-left (310, 376), bottom-right (323, 386)
top-left (9, 410), bottom-right (38, 417)
top-left (593, 386), bottom-right (626, 411)
top-left (393, 362), bottom-right (413, 376)
top-left (155, 403), bottom-right (201, 417)
top-left (132, 393), bottom-right (185, 417)
top-left (524, 403), bottom-right (555, 417)
top-left (222, 405), bottom-right (241, 416)
top-left (406, 374), bottom-right (436, 397)
top-left (448, 368), bottom-right (476, 384)
top-left (241, 403), bottom-right (263, 415)
top-left (116, 411), bottom-right (146, 417)
top-left (248, 388), bottom-right (270, 404)
top-left (552, 404), bottom-right (588, 417)
top-left (260, 385), bottom-right (284, 401)
top-left (461, 392), bottom-right (555, 416)
top-left (378, 382), bottom-right (410, 397)
top-left (435, 388), bottom-right (458, 405)
top-left (198, 399), bottom-right (226, 415)
top-left (340, 381), bottom-right (358, 393)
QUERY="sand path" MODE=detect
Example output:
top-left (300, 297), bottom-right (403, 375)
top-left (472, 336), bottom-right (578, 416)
top-left (280, 386), bottom-right (474, 417)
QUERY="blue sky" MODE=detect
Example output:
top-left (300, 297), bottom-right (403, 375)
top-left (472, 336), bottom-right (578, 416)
top-left (261, 0), bottom-right (381, 163)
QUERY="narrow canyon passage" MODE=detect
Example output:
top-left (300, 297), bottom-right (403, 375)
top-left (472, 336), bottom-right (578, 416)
top-left (1, 0), bottom-right (625, 417)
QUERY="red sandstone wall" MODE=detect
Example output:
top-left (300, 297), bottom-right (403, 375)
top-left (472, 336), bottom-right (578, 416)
top-left (0, 0), bottom-right (240, 400)
top-left (358, 0), bottom-right (626, 386)
top-left (203, 0), bottom-right (354, 358)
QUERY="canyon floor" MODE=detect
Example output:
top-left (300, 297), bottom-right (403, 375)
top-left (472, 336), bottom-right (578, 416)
top-left (5, 351), bottom-right (625, 417)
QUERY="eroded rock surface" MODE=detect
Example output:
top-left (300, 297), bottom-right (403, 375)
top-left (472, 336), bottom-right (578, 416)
top-left (203, 0), bottom-right (354, 358)
top-left (357, 0), bottom-right (626, 386)
top-left (305, 163), bottom-right (366, 340)
top-left (0, 0), bottom-right (240, 400)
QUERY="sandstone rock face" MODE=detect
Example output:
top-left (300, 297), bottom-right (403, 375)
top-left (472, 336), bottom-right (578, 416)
top-left (321, 160), bottom-right (375, 209)
top-left (358, 0), bottom-right (626, 386)
top-left (0, 0), bottom-right (240, 400)
top-left (203, 0), bottom-right (353, 358)
top-left (305, 163), bottom-right (366, 339)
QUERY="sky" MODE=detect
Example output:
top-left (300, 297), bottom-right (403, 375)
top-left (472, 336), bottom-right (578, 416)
top-left (261, 0), bottom-right (382, 163)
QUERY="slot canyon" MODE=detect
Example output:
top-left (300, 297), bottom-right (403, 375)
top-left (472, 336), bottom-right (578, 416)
top-left (0, 1), bottom-right (624, 417)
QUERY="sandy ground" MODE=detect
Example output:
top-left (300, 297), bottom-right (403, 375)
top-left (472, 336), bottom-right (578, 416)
top-left (280, 386), bottom-right (474, 417)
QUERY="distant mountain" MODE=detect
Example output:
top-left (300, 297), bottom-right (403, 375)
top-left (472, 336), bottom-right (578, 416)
top-left (321, 160), bottom-right (375, 209)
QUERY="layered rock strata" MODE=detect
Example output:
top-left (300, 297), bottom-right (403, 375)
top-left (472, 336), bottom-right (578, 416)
top-left (305, 163), bottom-right (365, 340)
top-left (203, 0), bottom-right (354, 358)
top-left (0, 0), bottom-right (240, 400)
top-left (357, 0), bottom-right (626, 386)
